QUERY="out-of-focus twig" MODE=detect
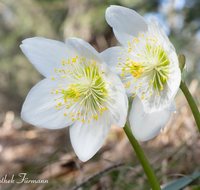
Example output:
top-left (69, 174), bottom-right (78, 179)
top-left (68, 161), bottom-right (124, 190)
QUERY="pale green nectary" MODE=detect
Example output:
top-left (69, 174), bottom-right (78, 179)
top-left (101, 5), bottom-right (181, 141)
top-left (20, 37), bottom-right (128, 162)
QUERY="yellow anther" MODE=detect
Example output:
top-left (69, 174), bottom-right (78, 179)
top-left (81, 57), bottom-right (83, 60)
top-left (121, 73), bottom-right (125, 77)
top-left (142, 34), bottom-right (144, 37)
top-left (82, 118), bottom-right (85, 123)
top-left (71, 118), bottom-right (75, 121)
top-left (63, 113), bottom-right (67, 116)
top-left (120, 52), bottom-right (123, 55)
top-left (86, 109), bottom-right (90, 111)
top-left (55, 90), bottom-right (58, 94)
top-left (102, 72), bottom-right (105, 74)
top-left (62, 76), bottom-right (66, 78)
top-left (123, 49), bottom-right (126, 51)
top-left (141, 95), bottom-right (144, 100)
top-left (84, 58), bottom-right (86, 61)
top-left (142, 91), bottom-right (145, 93)
top-left (94, 61), bottom-right (96, 64)
top-left (145, 97), bottom-right (149, 100)
top-left (135, 86), bottom-right (137, 90)
top-left (157, 94), bottom-right (159, 97)
top-left (58, 69), bottom-right (61, 72)
top-left (126, 57), bottom-right (130, 61)
top-left (91, 115), bottom-right (93, 118)
top-left (151, 55), bottom-right (153, 57)
top-left (79, 61), bottom-right (81, 64)
top-left (147, 38), bottom-right (148, 40)
top-left (51, 92), bottom-right (54, 94)
top-left (58, 85), bottom-right (62, 88)
top-left (86, 112), bottom-right (88, 116)
top-left (58, 102), bottom-right (62, 106)
top-left (157, 68), bottom-right (161, 71)
top-left (78, 75), bottom-right (82, 78)
top-left (51, 77), bottom-right (55, 80)
top-left (70, 111), bottom-right (73, 114)
top-left (54, 99), bottom-right (57, 101)
top-left (57, 108), bottom-right (60, 111)
top-left (80, 101), bottom-right (83, 105)
top-left (122, 68), bottom-right (125, 71)
top-left (77, 117), bottom-right (80, 120)
top-left (95, 67), bottom-right (98, 69)
top-left (158, 45), bottom-right (161, 48)
top-left (149, 91), bottom-right (152, 93)
top-left (88, 120), bottom-right (90, 123)
top-left (95, 97), bottom-right (97, 100)
top-left (118, 57), bottom-right (122, 60)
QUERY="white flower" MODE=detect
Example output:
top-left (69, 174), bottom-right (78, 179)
top-left (20, 37), bottom-right (128, 162)
top-left (101, 5), bottom-right (181, 141)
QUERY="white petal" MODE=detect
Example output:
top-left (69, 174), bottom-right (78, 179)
top-left (149, 18), bottom-right (175, 51)
top-left (21, 78), bottom-right (74, 129)
top-left (169, 100), bottom-right (176, 113)
top-left (65, 38), bottom-right (102, 64)
top-left (129, 96), bottom-right (172, 141)
top-left (65, 37), bottom-right (100, 58)
top-left (70, 119), bottom-right (111, 162)
top-left (106, 5), bottom-right (148, 47)
top-left (105, 70), bottom-right (128, 127)
top-left (100, 46), bottom-right (127, 75)
top-left (20, 37), bottom-right (76, 77)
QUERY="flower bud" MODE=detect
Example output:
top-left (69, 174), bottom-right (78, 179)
top-left (178, 54), bottom-right (186, 72)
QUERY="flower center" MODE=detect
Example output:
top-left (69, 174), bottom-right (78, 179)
top-left (51, 56), bottom-right (109, 123)
top-left (117, 33), bottom-right (170, 100)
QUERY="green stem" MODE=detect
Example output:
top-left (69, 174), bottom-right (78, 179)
top-left (123, 122), bottom-right (161, 190)
top-left (180, 81), bottom-right (200, 133)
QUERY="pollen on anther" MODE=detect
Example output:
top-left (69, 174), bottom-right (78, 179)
top-left (51, 77), bottom-right (55, 80)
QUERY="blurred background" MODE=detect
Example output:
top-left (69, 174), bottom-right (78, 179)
top-left (0, 0), bottom-right (200, 189)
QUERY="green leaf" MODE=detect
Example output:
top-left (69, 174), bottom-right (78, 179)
top-left (162, 172), bottom-right (200, 190)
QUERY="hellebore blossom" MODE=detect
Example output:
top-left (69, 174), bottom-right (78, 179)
top-left (101, 6), bottom-right (181, 141)
top-left (20, 37), bottom-right (128, 162)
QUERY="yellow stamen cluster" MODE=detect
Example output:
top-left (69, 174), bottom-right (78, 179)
top-left (117, 33), bottom-right (170, 101)
top-left (50, 56), bottom-right (110, 124)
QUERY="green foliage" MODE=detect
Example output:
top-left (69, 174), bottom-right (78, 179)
top-left (163, 172), bottom-right (200, 190)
